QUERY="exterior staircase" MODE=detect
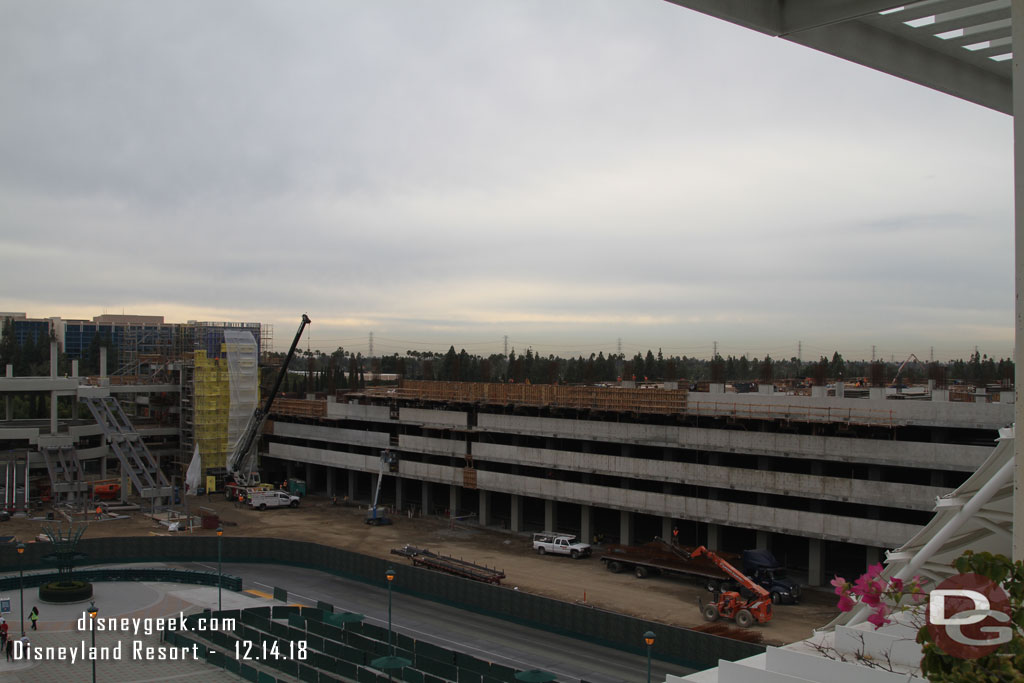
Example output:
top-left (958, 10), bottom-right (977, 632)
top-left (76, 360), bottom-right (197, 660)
top-left (39, 445), bottom-right (89, 505)
top-left (81, 396), bottom-right (173, 502)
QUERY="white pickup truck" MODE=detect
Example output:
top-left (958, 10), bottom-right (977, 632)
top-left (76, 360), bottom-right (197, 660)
top-left (248, 490), bottom-right (300, 510)
top-left (532, 532), bottom-right (592, 559)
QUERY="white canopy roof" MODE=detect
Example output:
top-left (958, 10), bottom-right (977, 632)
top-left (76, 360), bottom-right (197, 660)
top-left (665, 1), bottom-right (1012, 114)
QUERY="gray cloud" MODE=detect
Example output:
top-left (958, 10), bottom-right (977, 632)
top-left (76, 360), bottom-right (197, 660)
top-left (0, 0), bottom-right (1013, 360)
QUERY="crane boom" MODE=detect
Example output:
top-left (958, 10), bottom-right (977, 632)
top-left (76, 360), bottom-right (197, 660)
top-left (226, 313), bottom-right (311, 487)
top-left (688, 545), bottom-right (770, 600)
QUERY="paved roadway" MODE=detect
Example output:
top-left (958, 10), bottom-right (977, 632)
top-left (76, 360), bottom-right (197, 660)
top-left (0, 561), bottom-right (697, 682)
top-left (185, 561), bottom-right (697, 683)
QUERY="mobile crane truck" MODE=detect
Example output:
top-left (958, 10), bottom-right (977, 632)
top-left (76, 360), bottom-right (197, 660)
top-left (224, 314), bottom-right (311, 498)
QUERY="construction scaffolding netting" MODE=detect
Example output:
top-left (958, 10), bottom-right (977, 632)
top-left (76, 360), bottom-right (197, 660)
top-left (192, 331), bottom-right (259, 473)
top-left (225, 330), bottom-right (259, 456)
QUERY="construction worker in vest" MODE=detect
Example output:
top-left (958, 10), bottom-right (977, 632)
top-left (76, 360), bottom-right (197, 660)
top-left (672, 526), bottom-right (679, 545)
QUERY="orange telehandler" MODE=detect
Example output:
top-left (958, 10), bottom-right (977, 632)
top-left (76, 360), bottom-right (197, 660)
top-left (686, 545), bottom-right (773, 628)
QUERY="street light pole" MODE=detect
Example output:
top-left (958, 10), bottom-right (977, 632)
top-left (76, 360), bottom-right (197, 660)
top-left (216, 526), bottom-right (224, 611)
top-left (89, 601), bottom-right (98, 683)
top-left (385, 568), bottom-right (395, 656)
top-left (644, 631), bottom-right (656, 683)
top-left (16, 543), bottom-right (25, 637)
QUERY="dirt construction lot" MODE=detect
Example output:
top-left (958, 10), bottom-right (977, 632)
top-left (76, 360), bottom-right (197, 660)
top-left (5, 495), bottom-right (840, 647)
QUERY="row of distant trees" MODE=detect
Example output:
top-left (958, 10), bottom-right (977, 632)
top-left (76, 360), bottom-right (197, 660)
top-left (277, 345), bottom-right (1015, 393)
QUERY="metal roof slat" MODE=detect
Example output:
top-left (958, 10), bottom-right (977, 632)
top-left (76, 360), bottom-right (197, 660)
top-left (927, 6), bottom-right (1011, 34)
top-left (666, 0), bottom-right (1013, 113)
top-left (943, 20), bottom-right (1012, 46)
top-left (895, 0), bottom-right (999, 23)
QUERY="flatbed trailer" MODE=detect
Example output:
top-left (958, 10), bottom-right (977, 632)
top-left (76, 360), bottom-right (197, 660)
top-left (391, 545), bottom-right (506, 585)
top-left (599, 539), bottom-right (740, 590)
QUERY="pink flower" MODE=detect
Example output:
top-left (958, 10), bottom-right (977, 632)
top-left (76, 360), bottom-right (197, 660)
top-left (831, 576), bottom-right (850, 596)
top-left (866, 604), bottom-right (891, 629)
top-left (889, 577), bottom-right (903, 592)
top-left (837, 594), bottom-right (856, 612)
top-left (865, 563), bottom-right (884, 578)
top-left (861, 591), bottom-right (882, 608)
top-left (853, 574), bottom-right (885, 599)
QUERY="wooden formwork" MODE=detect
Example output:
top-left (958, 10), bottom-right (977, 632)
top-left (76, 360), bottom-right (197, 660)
top-left (271, 398), bottom-right (326, 418)
top-left (376, 380), bottom-right (689, 415)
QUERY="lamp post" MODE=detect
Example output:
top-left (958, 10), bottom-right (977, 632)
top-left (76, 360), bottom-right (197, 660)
top-left (216, 526), bottom-right (224, 611)
top-left (644, 631), bottom-right (656, 683)
top-left (370, 568), bottom-right (409, 682)
top-left (88, 601), bottom-right (98, 683)
top-left (385, 567), bottom-right (395, 655)
top-left (16, 542), bottom-right (25, 637)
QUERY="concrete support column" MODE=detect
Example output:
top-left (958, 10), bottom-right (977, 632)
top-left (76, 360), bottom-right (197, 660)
top-left (421, 481), bottom-right (432, 516)
top-left (510, 494), bottom-right (523, 532)
top-left (662, 517), bottom-right (673, 543)
top-left (479, 489), bottom-right (490, 527)
top-left (347, 470), bottom-right (355, 500)
top-left (71, 360), bottom-right (79, 421)
top-left (619, 510), bottom-right (633, 546)
top-left (394, 477), bottom-right (403, 512)
top-left (1013, 0), bottom-right (1024, 562)
top-left (100, 457), bottom-right (107, 478)
top-left (808, 539), bottom-right (824, 587)
top-left (865, 546), bottom-right (882, 568)
top-left (544, 499), bottom-right (556, 531)
top-left (449, 484), bottom-right (461, 518)
top-left (4, 364), bottom-right (10, 421)
top-left (580, 505), bottom-right (593, 544)
top-left (707, 523), bottom-right (720, 551)
top-left (305, 463), bottom-right (313, 490)
top-left (756, 530), bottom-right (770, 550)
top-left (326, 468), bottom-right (336, 498)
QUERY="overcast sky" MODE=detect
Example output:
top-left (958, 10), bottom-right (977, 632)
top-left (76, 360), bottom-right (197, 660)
top-left (0, 1), bottom-right (1013, 362)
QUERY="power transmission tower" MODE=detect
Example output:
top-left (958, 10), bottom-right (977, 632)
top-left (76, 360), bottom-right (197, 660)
top-left (369, 332), bottom-right (373, 358)
top-left (504, 336), bottom-right (508, 356)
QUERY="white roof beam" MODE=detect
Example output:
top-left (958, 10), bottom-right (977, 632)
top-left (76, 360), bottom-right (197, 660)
top-left (665, 0), bottom-right (1012, 113)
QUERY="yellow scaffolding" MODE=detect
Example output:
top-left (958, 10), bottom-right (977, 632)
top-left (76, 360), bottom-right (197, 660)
top-left (193, 349), bottom-right (230, 472)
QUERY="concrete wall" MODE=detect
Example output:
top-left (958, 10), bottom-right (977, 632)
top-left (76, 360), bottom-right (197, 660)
top-left (476, 414), bottom-right (990, 472)
top-left (471, 442), bottom-right (945, 510)
top-left (399, 407), bottom-right (468, 428)
top-left (270, 441), bottom-right (920, 547)
top-left (400, 434), bottom-right (466, 457)
top-left (687, 392), bottom-right (1013, 430)
top-left (326, 402), bottom-right (392, 422)
top-left (271, 421), bottom-right (390, 450)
